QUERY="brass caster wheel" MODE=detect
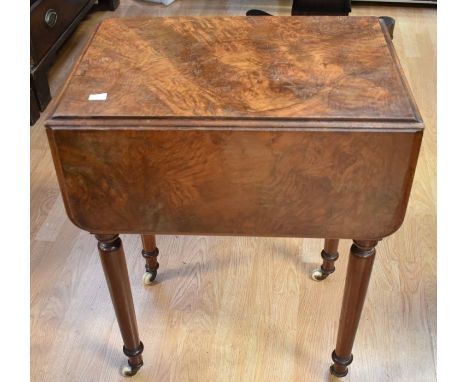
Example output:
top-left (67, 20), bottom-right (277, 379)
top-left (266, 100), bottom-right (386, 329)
top-left (121, 364), bottom-right (140, 377)
top-left (311, 267), bottom-right (328, 281)
top-left (142, 271), bottom-right (156, 285)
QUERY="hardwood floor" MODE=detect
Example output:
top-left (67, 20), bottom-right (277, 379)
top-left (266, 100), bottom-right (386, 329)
top-left (30, 1), bottom-right (436, 381)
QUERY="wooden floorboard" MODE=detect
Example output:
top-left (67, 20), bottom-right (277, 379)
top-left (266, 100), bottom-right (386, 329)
top-left (31, 1), bottom-right (436, 381)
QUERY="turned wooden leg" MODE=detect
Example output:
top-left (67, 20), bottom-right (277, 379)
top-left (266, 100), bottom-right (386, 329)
top-left (140, 234), bottom-right (159, 285)
top-left (96, 234), bottom-right (144, 376)
top-left (311, 239), bottom-right (340, 281)
top-left (330, 239), bottom-right (378, 377)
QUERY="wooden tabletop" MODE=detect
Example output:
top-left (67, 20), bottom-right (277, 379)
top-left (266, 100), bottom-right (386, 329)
top-left (50, 16), bottom-right (421, 129)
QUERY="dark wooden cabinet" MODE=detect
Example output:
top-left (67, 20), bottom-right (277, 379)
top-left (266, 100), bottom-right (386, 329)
top-left (30, 75), bottom-right (40, 126)
top-left (30, 0), bottom-right (120, 125)
top-left (30, 0), bottom-right (91, 65)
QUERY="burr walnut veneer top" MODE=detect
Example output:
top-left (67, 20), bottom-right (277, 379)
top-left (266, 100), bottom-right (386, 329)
top-left (46, 16), bottom-right (424, 238)
top-left (50, 16), bottom-right (422, 129)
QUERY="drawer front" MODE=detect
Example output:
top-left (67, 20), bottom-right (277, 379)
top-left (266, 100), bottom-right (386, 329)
top-left (30, 0), bottom-right (90, 64)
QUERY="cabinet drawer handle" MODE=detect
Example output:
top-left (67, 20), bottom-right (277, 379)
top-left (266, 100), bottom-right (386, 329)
top-left (44, 9), bottom-right (58, 28)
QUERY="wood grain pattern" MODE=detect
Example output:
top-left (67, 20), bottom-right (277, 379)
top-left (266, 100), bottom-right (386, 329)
top-left (48, 128), bottom-right (422, 239)
top-left (46, 15), bottom-right (423, 243)
top-left (31, 2), bottom-right (436, 382)
top-left (51, 16), bottom-right (419, 124)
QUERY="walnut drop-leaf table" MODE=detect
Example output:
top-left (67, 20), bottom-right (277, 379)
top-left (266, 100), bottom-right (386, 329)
top-left (46, 16), bottom-right (423, 378)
